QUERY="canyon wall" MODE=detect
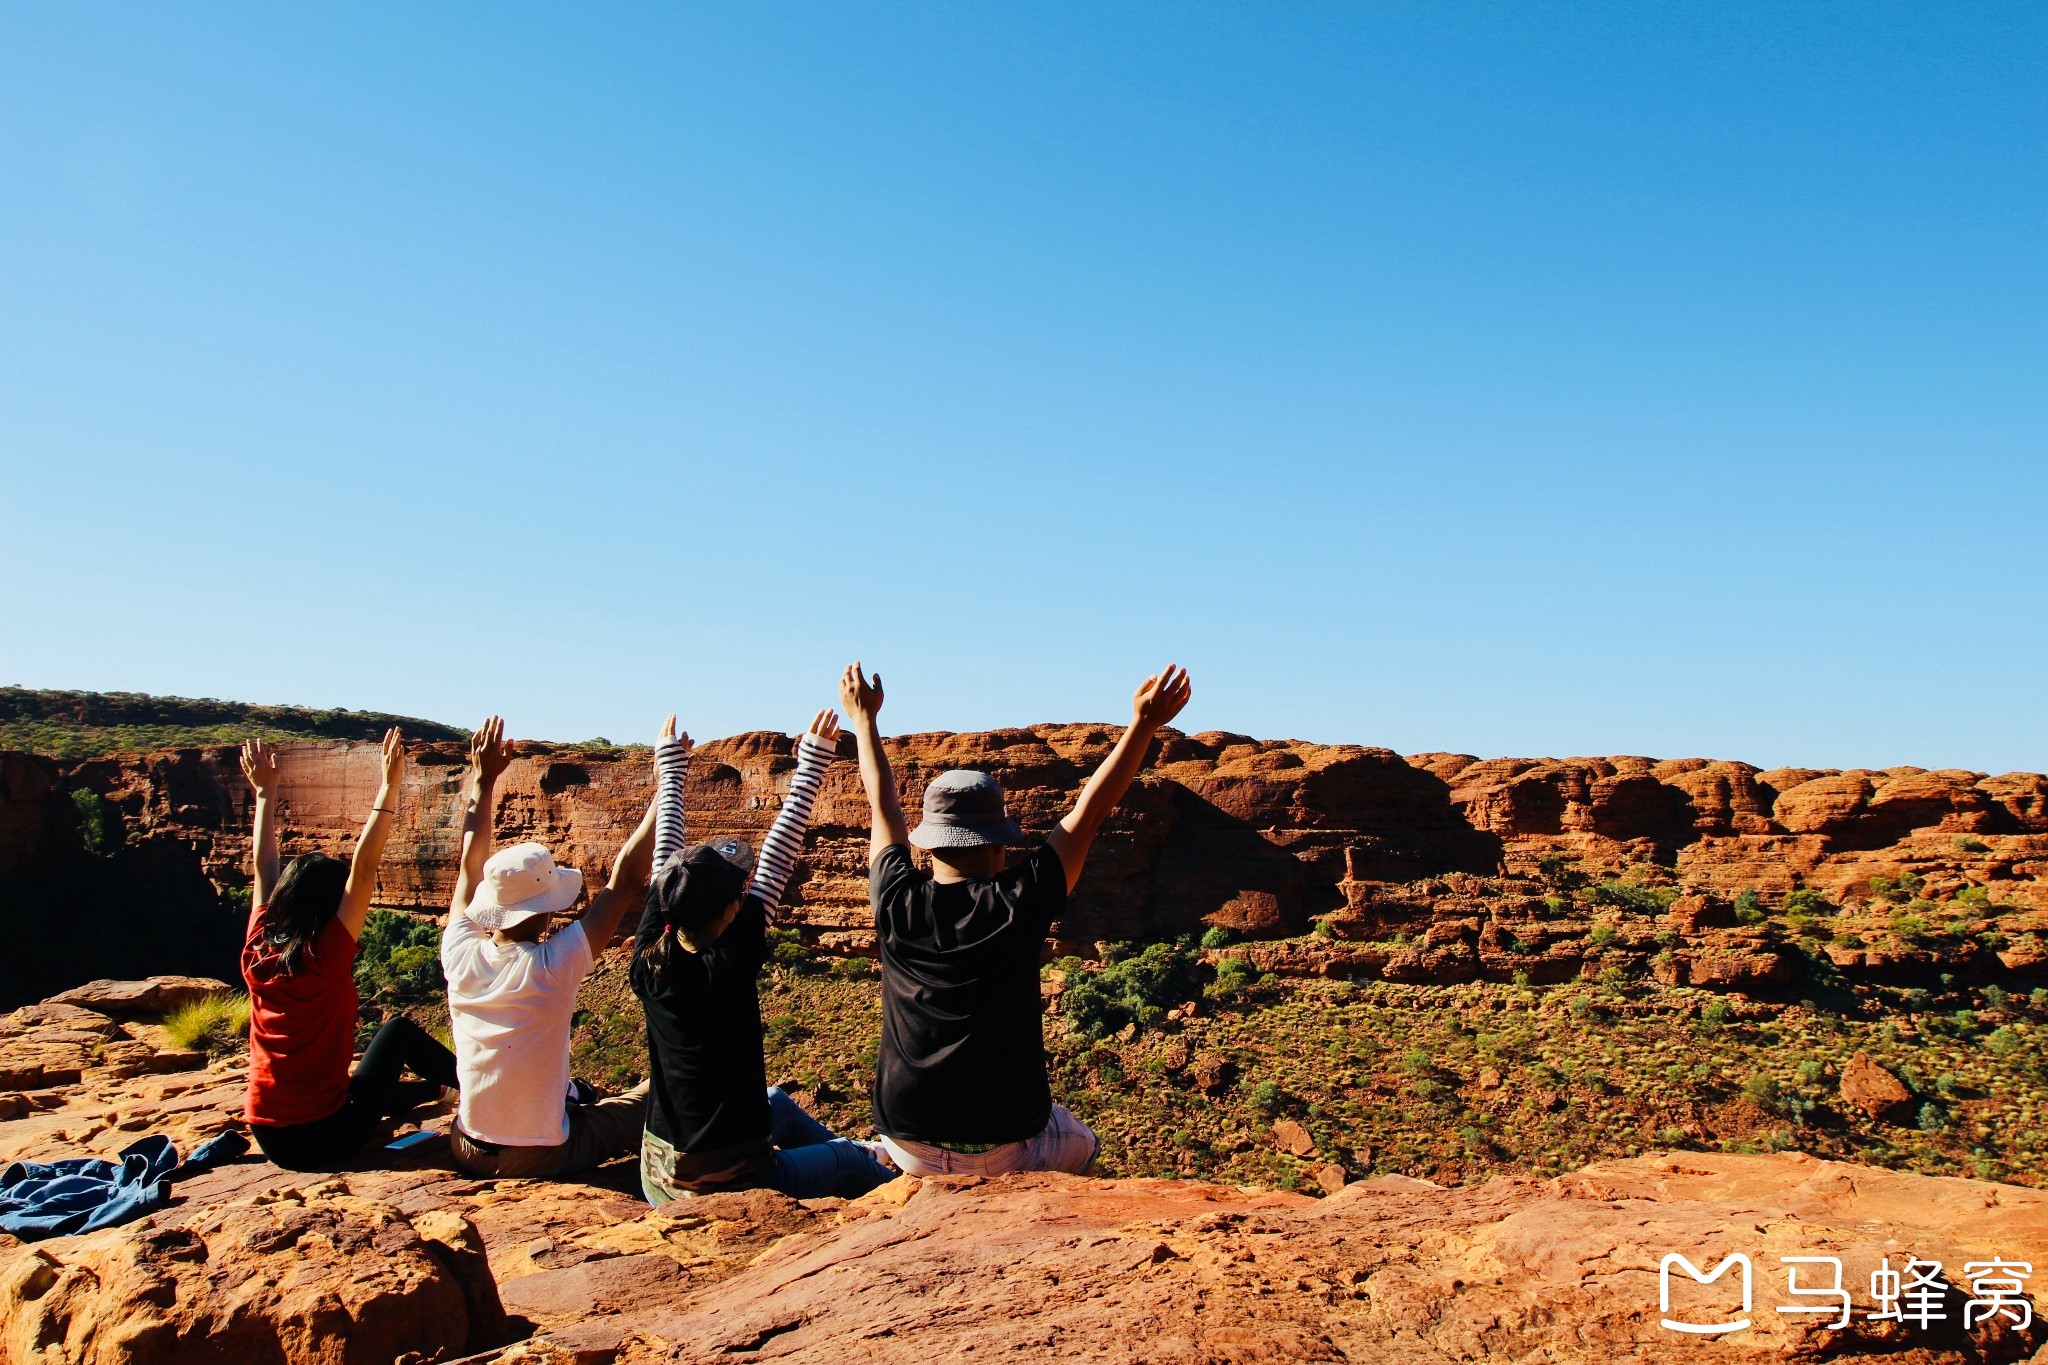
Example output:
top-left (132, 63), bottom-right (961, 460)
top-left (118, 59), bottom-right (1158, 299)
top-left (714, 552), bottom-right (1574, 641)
top-left (4, 728), bottom-right (2046, 1006)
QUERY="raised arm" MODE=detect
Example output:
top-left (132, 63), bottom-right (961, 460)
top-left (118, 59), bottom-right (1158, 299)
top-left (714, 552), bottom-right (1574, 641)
top-left (447, 716), bottom-right (510, 925)
top-left (839, 662), bottom-right (908, 860)
top-left (578, 783), bottom-right (661, 949)
top-left (749, 709), bottom-right (839, 921)
top-left (240, 739), bottom-right (282, 908)
top-left (1044, 665), bottom-right (1191, 893)
top-left (338, 728), bottom-right (405, 939)
top-left (651, 714), bottom-right (691, 872)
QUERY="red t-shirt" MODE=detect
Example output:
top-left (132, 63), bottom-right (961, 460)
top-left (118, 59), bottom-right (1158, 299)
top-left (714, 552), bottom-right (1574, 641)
top-left (241, 904), bottom-right (360, 1126)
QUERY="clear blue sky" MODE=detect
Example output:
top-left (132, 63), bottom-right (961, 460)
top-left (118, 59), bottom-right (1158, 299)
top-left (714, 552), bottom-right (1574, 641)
top-left (2, 4), bottom-right (2042, 772)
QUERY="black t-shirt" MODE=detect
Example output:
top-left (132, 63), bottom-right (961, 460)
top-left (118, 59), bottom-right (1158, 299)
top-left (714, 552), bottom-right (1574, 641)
top-left (870, 842), bottom-right (1066, 1145)
top-left (631, 895), bottom-right (771, 1154)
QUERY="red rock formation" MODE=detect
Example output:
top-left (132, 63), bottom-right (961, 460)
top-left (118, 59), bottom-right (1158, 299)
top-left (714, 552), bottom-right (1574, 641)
top-left (5, 728), bottom-right (2045, 1004)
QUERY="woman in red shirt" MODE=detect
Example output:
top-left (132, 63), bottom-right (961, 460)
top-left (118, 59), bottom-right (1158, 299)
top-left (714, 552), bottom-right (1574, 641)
top-left (239, 730), bottom-right (456, 1170)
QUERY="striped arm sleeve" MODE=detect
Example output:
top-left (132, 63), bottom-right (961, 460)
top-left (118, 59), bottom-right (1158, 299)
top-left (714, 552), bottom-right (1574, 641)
top-left (652, 738), bottom-right (690, 872)
top-left (748, 732), bottom-right (834, 921)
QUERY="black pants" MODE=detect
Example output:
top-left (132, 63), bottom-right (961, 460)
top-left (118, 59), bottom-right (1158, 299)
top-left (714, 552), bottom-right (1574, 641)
top-left (251, 1016), bottom-right (458, 1171)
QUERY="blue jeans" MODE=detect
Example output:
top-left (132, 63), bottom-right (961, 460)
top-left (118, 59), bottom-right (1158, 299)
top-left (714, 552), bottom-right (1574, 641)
top-left (765, 1087), bottom-right (893, 1199)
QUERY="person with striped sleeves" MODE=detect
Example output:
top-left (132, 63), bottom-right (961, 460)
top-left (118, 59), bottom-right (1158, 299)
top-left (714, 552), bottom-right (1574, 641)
top-left (633, 709), bottom-right (894, 1202)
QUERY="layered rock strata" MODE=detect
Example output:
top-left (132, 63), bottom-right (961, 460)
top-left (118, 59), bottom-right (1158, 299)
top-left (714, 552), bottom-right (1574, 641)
top-left (4, 732), bottom-right (2044, 1006)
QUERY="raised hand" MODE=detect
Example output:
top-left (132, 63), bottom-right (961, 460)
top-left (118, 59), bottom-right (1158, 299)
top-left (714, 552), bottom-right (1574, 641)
top-left (807, 708), bottom-right (842, 748)
top-left (658, 713), bottom-right (692, 752)
top-left (1131, 664), bottom-right (1193, 734)
top-left (839, 662), bottom-right (884, 725)
top-left (379, 727), bottom-right (406, 788)
top-left (240, 739), bottom-right (281, 794)
top-left (469, 715), bottom-right (512, 782)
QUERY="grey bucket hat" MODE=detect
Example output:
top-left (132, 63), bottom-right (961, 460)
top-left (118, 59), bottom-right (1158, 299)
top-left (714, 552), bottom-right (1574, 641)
top-left (908, 770), bottom-right (1023, 850)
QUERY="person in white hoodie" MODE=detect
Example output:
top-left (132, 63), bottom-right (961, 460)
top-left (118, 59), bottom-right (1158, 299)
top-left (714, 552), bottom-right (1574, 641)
top-left (440, 716), bottom-right (659, 1178)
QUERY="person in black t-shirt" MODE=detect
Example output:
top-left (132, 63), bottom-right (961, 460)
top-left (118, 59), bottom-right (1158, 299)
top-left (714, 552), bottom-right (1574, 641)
top-left (838, 659), bottom-right (1194, 1177)
top-left (631, 710), bottom-right (893, 1202)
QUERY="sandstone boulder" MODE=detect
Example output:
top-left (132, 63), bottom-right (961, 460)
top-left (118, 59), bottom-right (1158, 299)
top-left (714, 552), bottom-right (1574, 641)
top-left (1683, 948), bottom-right (1794, 992)
top-left (0, 1183), bottom-right (471, 1364)
top-left (48, 977), bottom-right (235, 1018)
top-left (591, 1155), bottom-right (2048, 1362)
top-left (1839, 1051), bottom-right (1914, 1123)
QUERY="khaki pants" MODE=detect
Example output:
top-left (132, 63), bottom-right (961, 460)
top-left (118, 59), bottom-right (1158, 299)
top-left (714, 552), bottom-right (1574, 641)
top-left (880, 1104), bottom-right (1098, 1178)
top-left (450, 1082), bottom-right (651, 1179)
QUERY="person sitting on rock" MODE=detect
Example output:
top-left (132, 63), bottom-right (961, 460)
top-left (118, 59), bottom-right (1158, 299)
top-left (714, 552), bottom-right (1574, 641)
top-left (239, 730), bottom-right (460, 1171)
top-left (634, 711), bottom-right (894, 1203)
top-left (441, 716), bottom-right (660, 1179)
top-left (837, 660), bottom-right (1194, 1177)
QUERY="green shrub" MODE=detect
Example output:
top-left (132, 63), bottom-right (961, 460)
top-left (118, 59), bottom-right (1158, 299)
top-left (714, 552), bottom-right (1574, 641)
top-left (1699, 999), bottom-right (1734, 1030)
top-left (1984, 1026), bottom-right (2024, 1057)
top-left (1208, 955), bottom-right (1258, 1002)
top-left (764, 1014), bottom-right (810, 1045)
top-left (1588, 880), bottom-right (1677, 914)
top-left (1062, 941), bottom-right (1202, 1039)
top-left (1955, 835), bottom-right (1991, 855)
top-left (1741, 1073), bottom-right (1780, 1106)
top-left (766, 927), bottom-right (812, 969)
top-left (1199, 925), bottom-right (1233, 950)
top-left (1733, 889), bottom-right (1765, 922)
top-left (354, 909), bottom-right (444, 1003)
top-left (2032, 988), bottom-right (2048, 1011)
top-left (828, 955), bottom-right (873, 980)
top-left (1835, 932), bottom-right (1866, 948)
top-left (1917, 1101), bottom-right (1946, 1131)
top-left (1783, 888), bottom-right (1836, 917)
top-left (1541, 895), bottom-right (1567, 918)
top-left (69, 789), bottom-right (122, 856)
top-left (1250, 1080), bottom-right (1284, 1115)
top-left (162, 991), bottom-right (250, 1055)
top-left (1954, 884), bottom-right (1992, 908)
top-left (1311, 920), bottom-right (1334, 940)
top-left (1797, 1059), bottom-right (1827, 1086)
top-left (1890, 914), bottom-right (1933, 946)
top-left (1401, 1047), bottom-right (1433, 1074)
top-left (1587, 921), bottom-right (1620, 948)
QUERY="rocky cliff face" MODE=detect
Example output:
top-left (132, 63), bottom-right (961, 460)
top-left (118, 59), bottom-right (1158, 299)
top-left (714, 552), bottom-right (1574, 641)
top-left (4, 729), bottom-right (2045, 1006)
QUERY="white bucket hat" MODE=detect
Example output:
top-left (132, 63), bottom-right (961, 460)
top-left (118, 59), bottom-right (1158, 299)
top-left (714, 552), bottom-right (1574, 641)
top-left (466, 841), bottom-right (583, 931)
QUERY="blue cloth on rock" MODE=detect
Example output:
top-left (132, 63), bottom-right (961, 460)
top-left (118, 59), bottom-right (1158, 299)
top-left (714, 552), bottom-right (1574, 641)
top-left (0, 1129), bottom-right (251, 1241)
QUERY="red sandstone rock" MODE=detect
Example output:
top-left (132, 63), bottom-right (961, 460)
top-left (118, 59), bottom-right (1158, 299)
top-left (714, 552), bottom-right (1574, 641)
top-left (1839, 1051), bottom-right (1914, 1123)
top-left (7, 730), bottom-right (2047, 1006)
top-left (609, 1156), bottom-right (2048, 1362)
top-left (0, 1184), bottom-right (472, 1363)
top-left (1681, 948), bottom-right (1794, 993)
top-left (48, 977), bottom-right (234, 1017)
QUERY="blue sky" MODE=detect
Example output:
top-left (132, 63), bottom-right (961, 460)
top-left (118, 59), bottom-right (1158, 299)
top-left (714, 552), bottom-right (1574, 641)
top-left (2, 4), bottom-right (2042, 771)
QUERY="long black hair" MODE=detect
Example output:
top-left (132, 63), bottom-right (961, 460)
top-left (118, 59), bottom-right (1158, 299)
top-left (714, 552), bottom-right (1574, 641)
top-left (264, 853), bottom-right (350, 975)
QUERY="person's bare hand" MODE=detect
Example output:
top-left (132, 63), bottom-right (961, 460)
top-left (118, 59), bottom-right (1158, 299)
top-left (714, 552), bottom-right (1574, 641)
top-left (379, 728), bottom-right (406, 788)
top-left (469, 715), bottom-right (512, 782)
top-left (839, 663), bottom-right (883, 725)
top-left (806, 709), bottom-right (842, 749)
top-left (1131, 664), bottom-right (1192, 734)
top-left (240, 739), bottom-right (280, 794)
top-left (658, 714), bottom-right (693, 751)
